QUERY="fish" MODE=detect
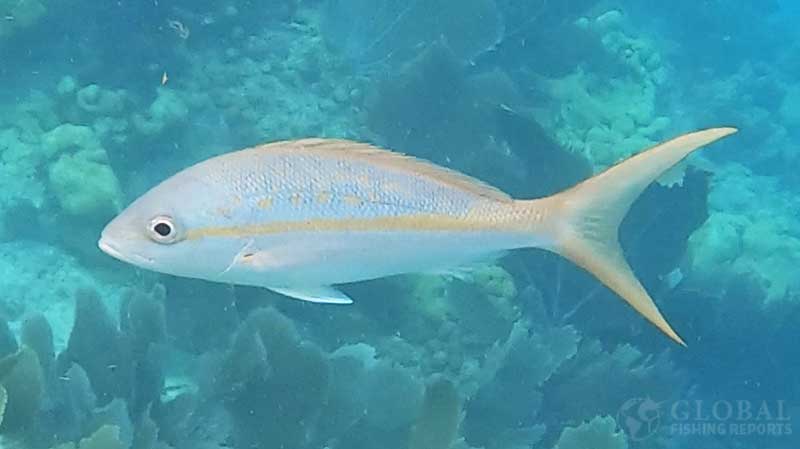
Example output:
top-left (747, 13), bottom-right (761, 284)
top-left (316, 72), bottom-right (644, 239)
top-left (98, 127), bottom-right (737, 345)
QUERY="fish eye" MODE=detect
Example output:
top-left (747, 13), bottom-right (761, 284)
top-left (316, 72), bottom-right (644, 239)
top-left (148, 216), bottom-right (180, 244)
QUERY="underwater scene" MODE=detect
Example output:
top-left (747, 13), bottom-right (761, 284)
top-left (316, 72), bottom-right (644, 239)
top-left (0, 0), bottom-right (798, 448)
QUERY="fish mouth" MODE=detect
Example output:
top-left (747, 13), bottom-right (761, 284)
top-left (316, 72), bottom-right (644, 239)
top-left (98, 237), bottom-right (154, 267)
top-left (98, 238), bottom-right (123, 260)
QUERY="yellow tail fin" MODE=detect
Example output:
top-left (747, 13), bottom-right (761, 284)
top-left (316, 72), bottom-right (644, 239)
top-left (538, 127), bottom-right (737, 346)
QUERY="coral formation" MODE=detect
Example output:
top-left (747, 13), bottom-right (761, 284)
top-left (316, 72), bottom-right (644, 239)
top-left (0, 346), bottom-right (44, 436)
top-left (132, 89), bottom-right (189, 137)
top-left (59, 287), bottom-right (133, 407)
top-left (51, 425), bottom-right (125, 449)
top-left (215, 307), bottom-right (330, 449)
top-left (530, 9), bottom-right (673, 169)
top-left (554, 415), bottom-right (628, 449)
top-left (535, 68), bottom-right (671, 168)
top-left (48, 150), bottom-right (122, 217)
top-left (408, 377), bottom-right (461, 449)
top-left (685, 161), bottom-right (800, 300)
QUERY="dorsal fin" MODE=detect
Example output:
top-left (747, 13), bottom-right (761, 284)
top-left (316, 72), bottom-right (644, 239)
top-left (262, 138), bottom-right (513, 203)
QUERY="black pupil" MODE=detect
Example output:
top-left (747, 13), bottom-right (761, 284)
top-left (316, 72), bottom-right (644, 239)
top-left (153, 222), bottom-right (172, 237)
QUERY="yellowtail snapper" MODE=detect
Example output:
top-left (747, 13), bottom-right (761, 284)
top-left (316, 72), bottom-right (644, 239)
top-left (99, 128), bottom-right (737, 345)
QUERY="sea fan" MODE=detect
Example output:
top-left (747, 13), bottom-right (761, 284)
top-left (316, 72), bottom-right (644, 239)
top-left (322, 0), bottom-right (504, 69)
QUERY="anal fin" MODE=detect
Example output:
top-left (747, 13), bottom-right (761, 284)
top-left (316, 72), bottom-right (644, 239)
top-left (268, 286), bottom-right (354, 305)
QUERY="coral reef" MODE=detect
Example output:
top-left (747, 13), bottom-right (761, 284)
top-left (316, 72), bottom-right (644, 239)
top-left (530, 9), bottom-right (673, 169)
top-left (685, 161), bottom-right (800, 300)
top-left (534, 67), bottom-right (671, 168)
top-left (0, 2), bottom-right (798, 449)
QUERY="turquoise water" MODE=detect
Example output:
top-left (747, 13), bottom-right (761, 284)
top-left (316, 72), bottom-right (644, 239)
top-left (0, 1), bottom-right (797, 448)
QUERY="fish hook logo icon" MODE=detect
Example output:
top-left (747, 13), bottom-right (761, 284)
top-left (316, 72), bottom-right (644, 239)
top-left (617, 397), bottom-right (663, 441)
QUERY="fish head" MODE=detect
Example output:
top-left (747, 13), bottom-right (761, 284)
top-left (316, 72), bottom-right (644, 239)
top-left (98, 170), bottom-right (242, 279)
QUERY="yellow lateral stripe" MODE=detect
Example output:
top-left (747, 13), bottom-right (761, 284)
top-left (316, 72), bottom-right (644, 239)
top-left (185, 213), bottom-right (521, 240)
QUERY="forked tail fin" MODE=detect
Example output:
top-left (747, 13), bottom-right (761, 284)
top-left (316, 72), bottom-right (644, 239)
top-left (537, 127), bottom-right (737, 346)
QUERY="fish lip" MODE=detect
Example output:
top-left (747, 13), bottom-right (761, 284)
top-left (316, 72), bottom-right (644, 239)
top-left (98, 237), bottom-right (123, 260)
top-left (98, 237), bottom-right (154, 267)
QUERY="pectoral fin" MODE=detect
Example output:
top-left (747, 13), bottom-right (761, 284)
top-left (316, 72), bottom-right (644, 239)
top-left (268, 286), bottom-right (354, 305)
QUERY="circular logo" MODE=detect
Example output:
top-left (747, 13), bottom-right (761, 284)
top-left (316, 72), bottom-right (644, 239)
top-left (617, 397), bottom-right (662, 441)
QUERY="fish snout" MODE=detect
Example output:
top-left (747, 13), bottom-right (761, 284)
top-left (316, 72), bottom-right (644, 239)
top-left (98, 237), bottom-right (124, 260)
top-left (97, 232), bottom-right (155, 267)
